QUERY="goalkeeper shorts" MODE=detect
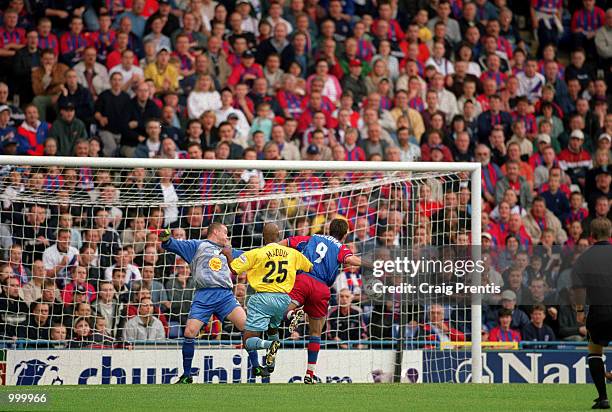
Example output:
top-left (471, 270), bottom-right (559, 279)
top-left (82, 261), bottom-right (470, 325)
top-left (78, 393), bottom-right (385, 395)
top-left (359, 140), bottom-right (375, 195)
top-left (189, 288), bottom-right (240, 323)
top-left (245, 292), bottom-right (291, 332)
top-left (289, 274), bottom-right (331, 319)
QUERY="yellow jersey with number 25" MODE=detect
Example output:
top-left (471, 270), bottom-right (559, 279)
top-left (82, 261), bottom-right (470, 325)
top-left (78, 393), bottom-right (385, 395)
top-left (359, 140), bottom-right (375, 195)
top-left (230, 243), bottom-right (313, 293)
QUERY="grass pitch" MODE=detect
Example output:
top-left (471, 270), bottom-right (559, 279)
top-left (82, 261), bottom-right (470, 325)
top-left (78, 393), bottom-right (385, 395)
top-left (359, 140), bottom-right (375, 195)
top-left (0, 383), bottom-right (596, 411)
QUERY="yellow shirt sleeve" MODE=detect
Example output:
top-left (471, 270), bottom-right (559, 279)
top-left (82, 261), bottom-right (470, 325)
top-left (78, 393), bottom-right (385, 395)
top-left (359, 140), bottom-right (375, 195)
top-left (230, 250), bottom-right (256, 275)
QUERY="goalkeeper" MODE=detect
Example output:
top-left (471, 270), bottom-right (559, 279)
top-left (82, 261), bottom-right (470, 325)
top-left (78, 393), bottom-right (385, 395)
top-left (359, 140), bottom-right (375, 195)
top-left (160, 223), bottom-right (246, 384)
top-left (228, 223), bottom-right (312, 377)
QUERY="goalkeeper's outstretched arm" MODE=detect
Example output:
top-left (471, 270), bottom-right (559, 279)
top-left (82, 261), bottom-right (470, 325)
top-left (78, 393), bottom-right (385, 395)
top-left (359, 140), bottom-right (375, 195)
top-left (159, 229), bottom-right (201, 264)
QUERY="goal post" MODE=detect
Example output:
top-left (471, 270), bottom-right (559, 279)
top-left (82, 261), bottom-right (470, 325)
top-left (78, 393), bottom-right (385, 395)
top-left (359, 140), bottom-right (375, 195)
top-left (0, 156), bottom-right (482, 384)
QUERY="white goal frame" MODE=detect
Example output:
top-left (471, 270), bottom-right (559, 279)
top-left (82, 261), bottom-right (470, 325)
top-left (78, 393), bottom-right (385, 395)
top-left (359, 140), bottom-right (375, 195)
top-left (0, 156), bottom-right (482, 383)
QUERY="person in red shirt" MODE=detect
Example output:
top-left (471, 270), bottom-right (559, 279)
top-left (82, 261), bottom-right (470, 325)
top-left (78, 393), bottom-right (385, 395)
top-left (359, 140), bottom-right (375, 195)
top-left (37, 17), bottom-right (59, 56)
top-left (105, 31), bottom-right (138, 70)
top-left (86, 13), bottom-right (116, 66)
top-left (17, 104), bottom-right (50, 156)
top-left (421, 129), bottom-right (453, 162)
top-left (570, 0), bottom-right (606, 55)
top-left (416, 183), bottom-right (444, 218)
top-left (557, 129), bottom-right (592, 187)
top-left (124, 0), bottom-right (158, 17)
top-left (372, 1), bottom-right (405, 44)
top-left (59, 16), bottom-right (88, 66)
top-left (61, 266), bottom-right (97, 305)
top-left (227, 50), bottom-right (263, 88)
top-left (489, 308), bottom-right (522, 343)
top-left (418, 304), bottom-right (466, 346)
top-left (0, 8), bottom-right (25, 59)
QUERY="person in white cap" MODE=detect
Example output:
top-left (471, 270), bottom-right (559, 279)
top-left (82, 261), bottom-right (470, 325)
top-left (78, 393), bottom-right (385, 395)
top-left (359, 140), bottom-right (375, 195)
top-left (499, 289), bottom-right (530, 330)
top-left (558, 129), bottom-right (593, 186)
top-left (596, 133), bottom-right (611, 153)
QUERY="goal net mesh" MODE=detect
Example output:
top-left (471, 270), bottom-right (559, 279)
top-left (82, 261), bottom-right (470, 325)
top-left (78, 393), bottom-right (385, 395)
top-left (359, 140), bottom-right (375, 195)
top-left (0, 161), bottom-right (478, 384)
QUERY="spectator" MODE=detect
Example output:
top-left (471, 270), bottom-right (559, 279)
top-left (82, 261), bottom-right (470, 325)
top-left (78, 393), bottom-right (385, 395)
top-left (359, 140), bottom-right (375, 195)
top-left (134, 118), bottom-right (164, 158)
top-left (42, 228), bottom-right (79, 287)
top-left (594, 9), bottom-right (612, 68)
top-left (91, 280), bottom-right (124, 338)
top-left (144, 48), bottom-right (178, 93)
top-left (13, 29), bottom-right (41, 105)
top-left (49, 323), bottom-right (67, 347)
top-left (499, 290), bottom-right (530, 331)
top-left (496, 160), bottom-right (533, 208)
top-left (73, 46), bottom-right (110, 98)
top-left (122, 297), bottom-right (165, 341)
top-left (256, 21), bottom-right (294, 68)
top-left (521, 304), bottom-right (556, 346)
top-left (475, 94), bottom-right (512, 143)
top-left (49, 101), bottom-right (87, 155)
top-left (57, 69), bottom-right (95, 127)
top-left (7, 243), bottom-right (29, 283)
top-left (416, 304), bottom-right (465, 344)
top-left (541, 172), bottom-right (571, 221)
top-left (69, 316), bottom-right (94, 348)
top-left (489, 308), bottom-right (522, 343)
top-left (523, 196), bottom-right (568, 244)
top-left (59, 16), bottom-right (87, 66)
top-left (570, 0), bottom-right (605, 55)
top-left (165, 259), bottom-right (194, 337)
top-left (123, 81), bottom-right (162, 157)
top-left (61, 266), bottom-right (96, 305)
top-left (0, 277), bottom-right (28, 338)
top-left (22, 260), bottom-right (51, 304)
top-left (558, 129), bottom-right (592, 186)
top-left (326, 288), bottom-right (367, 349)
top-left (110, 268), bottom-right (130, 304)
top-left (25, 301), bottom-right (51, 340)
top-left (103, 247), bottom-right (142, 286)
top-left (187, 75), bottom-right (221, 120)
top-left (94, 72), bottom-right (131, 157)
top-left (17, 104), bottom-right (49, 156)
top-left (137, 265), bottom-right (168, 311)
top-left (113, 0), bottom-right (146, 39)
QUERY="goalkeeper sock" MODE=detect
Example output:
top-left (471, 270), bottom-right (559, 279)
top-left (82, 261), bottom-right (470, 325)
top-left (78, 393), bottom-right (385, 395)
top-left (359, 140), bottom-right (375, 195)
top-left (182, 338), bottom-right (195, 377)
top-left (306, 336), bottom-right (321, 376)
top-left (588, 354), bottom-right (608, 400)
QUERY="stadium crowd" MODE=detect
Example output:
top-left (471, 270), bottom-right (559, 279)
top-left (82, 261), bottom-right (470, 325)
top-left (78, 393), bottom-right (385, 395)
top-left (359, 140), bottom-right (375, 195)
top-left (0, 0), bottom-right (610, 348)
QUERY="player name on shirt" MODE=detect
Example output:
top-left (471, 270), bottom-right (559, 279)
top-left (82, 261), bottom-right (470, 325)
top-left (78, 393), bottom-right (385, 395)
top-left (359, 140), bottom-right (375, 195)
top-left (265, 248), bottom-right (289, 260)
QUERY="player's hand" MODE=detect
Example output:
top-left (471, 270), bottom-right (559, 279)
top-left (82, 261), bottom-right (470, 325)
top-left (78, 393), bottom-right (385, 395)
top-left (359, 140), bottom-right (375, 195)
top-left (159, 228), bottom-right (171, 242)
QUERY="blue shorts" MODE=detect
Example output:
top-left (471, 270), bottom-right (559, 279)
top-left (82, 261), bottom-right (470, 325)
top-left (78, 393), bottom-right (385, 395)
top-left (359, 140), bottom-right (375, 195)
top-left (245, 292), bottom-right (291, 332)
top-left (189, 288), bottom-right (240, 323)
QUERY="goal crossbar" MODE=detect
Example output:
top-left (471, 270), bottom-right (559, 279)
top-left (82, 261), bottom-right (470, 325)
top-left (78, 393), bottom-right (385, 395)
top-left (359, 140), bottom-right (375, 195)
top-left (0, 156), bottom-right (482, 173)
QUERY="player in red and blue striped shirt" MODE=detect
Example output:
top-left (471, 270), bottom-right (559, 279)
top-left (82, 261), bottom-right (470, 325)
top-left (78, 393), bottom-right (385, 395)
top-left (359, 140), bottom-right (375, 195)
top-left (280, 219), bottom-right (363, 384)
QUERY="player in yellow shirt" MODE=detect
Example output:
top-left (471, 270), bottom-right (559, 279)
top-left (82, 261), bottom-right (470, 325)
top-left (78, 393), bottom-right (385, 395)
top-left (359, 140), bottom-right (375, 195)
top-left (229, 223), bottom-right (312, 377)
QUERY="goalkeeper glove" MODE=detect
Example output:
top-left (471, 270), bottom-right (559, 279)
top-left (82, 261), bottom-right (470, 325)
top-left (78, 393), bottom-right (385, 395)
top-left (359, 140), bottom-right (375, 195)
top-left (159, 228), bottom-right (171, 242)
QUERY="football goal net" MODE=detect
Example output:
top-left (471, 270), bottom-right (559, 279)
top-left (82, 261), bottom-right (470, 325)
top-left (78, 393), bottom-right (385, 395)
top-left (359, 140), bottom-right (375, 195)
top-left (0, 157), bottom-right (482, 385)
